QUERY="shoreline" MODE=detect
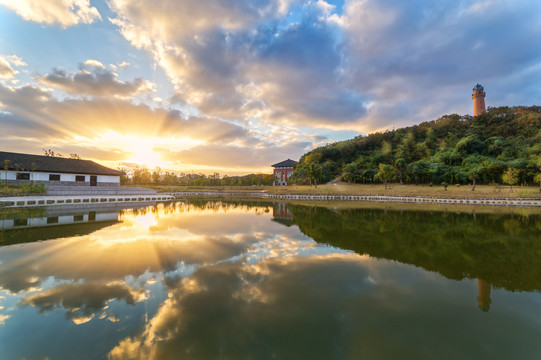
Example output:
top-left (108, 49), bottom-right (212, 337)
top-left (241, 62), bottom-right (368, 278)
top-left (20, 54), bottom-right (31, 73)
top-left (1, 190), bottom-right (540, 209)
top-left (170, 191), bottom-right (541, 208)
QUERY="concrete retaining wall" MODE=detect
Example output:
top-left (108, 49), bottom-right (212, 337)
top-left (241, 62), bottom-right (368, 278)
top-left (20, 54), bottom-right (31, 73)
top-left (169, 191), bottom-right (541, 207)
top-left (0, 194), bottom-right (173, 208)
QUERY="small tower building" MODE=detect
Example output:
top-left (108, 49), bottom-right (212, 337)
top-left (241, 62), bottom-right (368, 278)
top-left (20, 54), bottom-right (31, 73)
top-left (472, 83), bottom-right (486, 116)
top-left (271, 159), bottom-right (297, 186)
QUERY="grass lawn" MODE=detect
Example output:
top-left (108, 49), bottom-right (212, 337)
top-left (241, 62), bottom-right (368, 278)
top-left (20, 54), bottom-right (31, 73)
top-left (147, 182), bottom-right (540, 199)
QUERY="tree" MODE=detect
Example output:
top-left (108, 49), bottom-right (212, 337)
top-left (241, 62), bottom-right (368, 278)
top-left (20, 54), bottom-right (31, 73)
top-left (133, 166), bottom-right (151, 184)
top-left (462, 155), bottom-right (484, 191)
top-left (502, 167), bottom-right (519, 193)
top-left (304, 152), bottom-right (323, 187)
top-left (43, 149), bottom-right (62, 157)
top-left (374, 163), bottom-right (395, 189)
top-left (533, 156), bottom-right (541, 192)
top-left (117, 168), bottom-right (130, 185)
top-left (394, 158), bottom-right (407, 184)
top-left (152, 166), bottom-right (162, 184)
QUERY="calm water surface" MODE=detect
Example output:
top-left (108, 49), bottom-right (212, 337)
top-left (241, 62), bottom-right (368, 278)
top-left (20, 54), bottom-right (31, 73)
top-left (0, 200), bottom-right (540, 359)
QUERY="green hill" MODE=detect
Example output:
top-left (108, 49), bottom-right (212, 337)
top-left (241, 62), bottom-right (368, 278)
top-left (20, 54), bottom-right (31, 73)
top-left (290, 106), bottom-right (541, 188)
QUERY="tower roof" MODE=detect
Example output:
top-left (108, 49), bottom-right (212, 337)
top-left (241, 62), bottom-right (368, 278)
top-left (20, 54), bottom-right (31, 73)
top-left (473, 83), bottom-right (484, 90)
top-left (271, 159), bottom-right (297, 168)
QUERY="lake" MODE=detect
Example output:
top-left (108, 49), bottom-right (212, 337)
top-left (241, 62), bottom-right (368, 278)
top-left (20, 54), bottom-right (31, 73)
top-left (0, 200), bottom-right (540, 359)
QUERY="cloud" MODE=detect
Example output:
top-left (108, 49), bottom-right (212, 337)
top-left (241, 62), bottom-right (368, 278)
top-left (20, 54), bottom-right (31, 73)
top-left (0, 203), bottom-right (281, 294)
top-left (107, 0), bottom-right (541, 133)
top-left (0, 58), bottom-right (16, 80)
top-left (0, 314), bottom-right (10, 325)
top-left (21, 282), bottom-right (143, 323)
top-left (340, 0), bottom-right (541, 130)
top-left (0, 83), bottom-right (247, 143)
top-left (108, 0), bottom-right (367, 128)
top-left (104, 255), bottom-right (407, 359)
top-left (158, 141), bottom-right (309, 169)
top-left (37, 60), bottom-right (153, 97)
top-left (0, 81), bottom-right (313, 171)
top-left (0, 55), bottom-right (26, 80)
top-left (0, 0), bottom-right (101, 28)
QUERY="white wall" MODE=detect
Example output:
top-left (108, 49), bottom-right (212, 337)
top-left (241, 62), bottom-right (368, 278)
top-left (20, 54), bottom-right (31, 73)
top-left (98, 175), bottom-right (120, 184)
top-left (1, 170), bottom-right (17, 181)
top-left (1, 170), bottom-right (119, 184)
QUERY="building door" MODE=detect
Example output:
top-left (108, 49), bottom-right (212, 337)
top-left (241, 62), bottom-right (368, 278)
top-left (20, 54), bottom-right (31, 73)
top-left (90, 175), bottom-right (97, 186)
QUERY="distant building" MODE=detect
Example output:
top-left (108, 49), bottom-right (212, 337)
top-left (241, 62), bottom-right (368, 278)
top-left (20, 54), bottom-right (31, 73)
top-left (472, 83), bottom-right (486, 116)
top-left (0, 151), bottom-right (122, 187)
top-left (272, 159), bottom-right (297, 186)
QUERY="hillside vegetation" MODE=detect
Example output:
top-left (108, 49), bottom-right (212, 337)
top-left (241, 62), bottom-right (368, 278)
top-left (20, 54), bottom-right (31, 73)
top-left (290, 106), bottom-right (541, 190)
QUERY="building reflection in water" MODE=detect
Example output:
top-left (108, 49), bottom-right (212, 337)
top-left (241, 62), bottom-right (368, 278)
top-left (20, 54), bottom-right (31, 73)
top-left (477, 279), bottom-right (492, 312)
top-left (272, 203), bottom-right (295, 227)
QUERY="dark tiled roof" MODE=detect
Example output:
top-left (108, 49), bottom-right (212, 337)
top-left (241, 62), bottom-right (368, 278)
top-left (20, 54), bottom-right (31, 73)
top-left (271, 159), bottom-right (298, 168)
top-left (0, 151), bottom-right (123, 176)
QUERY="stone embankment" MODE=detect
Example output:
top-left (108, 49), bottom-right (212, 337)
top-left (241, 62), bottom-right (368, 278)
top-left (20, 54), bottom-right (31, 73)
top-left (170, 191), bottom-right (541, 207)
top-left (0, 186), bottom-right (172, 208)
top-left (0, 194), bottom-right (173, 208)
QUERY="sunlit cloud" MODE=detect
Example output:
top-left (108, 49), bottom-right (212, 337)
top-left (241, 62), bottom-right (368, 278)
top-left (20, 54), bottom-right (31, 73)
top-left (1, 0), bottom-right (540, 171)
top-left (21, 282), bottom-right (144, 324)
top-left (37, 60), bottom-right (154, 98)
top-left (0, 0), bottom-right (101, 28)
top-left (0, 58), bottom-right (17, 80)
top-left (0, 314), bottom-right (10, 325)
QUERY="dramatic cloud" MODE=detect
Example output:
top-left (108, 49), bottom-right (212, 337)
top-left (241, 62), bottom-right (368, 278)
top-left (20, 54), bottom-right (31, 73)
top-left (340, 0), bottom-right (541, 130)
top-left (1, 0), bottom-right (540, 171)
top-left (0, 81), bottom-right (316, 171)
top-left (37, 60), bottom-right (153, 97)
top-left (106, 254), bottom-right (472, 360)
top-left (0, 203), bottom-right (279, 294)
top-left (0, 0), bottom-right (101, 28)
top-left (108, 0), bottom-right (368, 128)
top-left (0, 83), bottom-right (247, 147)
top-left (107, 0), bottom-right (541, 132)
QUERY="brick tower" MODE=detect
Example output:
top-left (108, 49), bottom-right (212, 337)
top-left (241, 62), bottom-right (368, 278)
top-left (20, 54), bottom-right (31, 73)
top-left (472, 83), bottom-right (486, 116)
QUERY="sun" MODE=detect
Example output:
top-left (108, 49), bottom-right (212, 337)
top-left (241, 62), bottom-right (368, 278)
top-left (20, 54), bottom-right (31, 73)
top-left (130, 146), bottom-right (162, 167)
top-left (129, 143), bottom-right (168, 168)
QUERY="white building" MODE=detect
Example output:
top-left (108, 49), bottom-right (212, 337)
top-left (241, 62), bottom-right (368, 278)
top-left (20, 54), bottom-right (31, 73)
top-left (0, 151), bottom-right (122, 187)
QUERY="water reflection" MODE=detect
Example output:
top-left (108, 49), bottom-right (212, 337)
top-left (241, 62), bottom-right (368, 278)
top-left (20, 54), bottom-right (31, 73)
top-left (0, 201), bottom-right (540, 359)
top-left (478, 279), bottom-right (492, 312)
top-left (287, 204), bottom-right (541, 292)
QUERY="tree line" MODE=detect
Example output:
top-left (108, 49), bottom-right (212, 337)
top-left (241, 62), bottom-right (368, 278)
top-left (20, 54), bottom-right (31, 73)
top-left (289, 106), bottom-right (541, 190)
top-left (122, 166), bottom-right (273, 187)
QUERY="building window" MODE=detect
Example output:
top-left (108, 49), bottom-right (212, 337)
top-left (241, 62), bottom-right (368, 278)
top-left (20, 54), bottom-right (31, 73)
top-left (49, 174), bottom-right (61, 181)
top-left (75, 175), bottom-right (85, 182)
top-left (16, 173), bottom-right (30, 180)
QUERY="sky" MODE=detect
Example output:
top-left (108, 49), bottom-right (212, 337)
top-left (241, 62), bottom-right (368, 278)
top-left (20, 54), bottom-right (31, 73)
top-left (0, 0), bottom-right (540, 175)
